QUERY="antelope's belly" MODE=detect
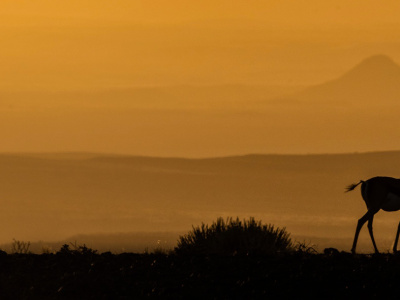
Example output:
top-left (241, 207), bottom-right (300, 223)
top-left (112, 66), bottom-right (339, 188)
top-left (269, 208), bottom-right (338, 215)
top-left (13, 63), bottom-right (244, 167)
top-left (382, 193), bottom-right (400, 211)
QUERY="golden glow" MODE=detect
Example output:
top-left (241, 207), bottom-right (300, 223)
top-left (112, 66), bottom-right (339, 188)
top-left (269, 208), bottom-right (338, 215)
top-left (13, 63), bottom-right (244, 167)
top-left (1, 1), bottom-right (400, 89)
top-left (2, 2), bottom-right (400, 251)
top-left (1, 1), bottom-right (400, 156)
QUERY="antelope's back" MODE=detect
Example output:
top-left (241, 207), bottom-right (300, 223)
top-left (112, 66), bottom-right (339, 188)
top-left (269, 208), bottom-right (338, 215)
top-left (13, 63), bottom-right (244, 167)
top-left (366, 176), bottom-right (400, 196)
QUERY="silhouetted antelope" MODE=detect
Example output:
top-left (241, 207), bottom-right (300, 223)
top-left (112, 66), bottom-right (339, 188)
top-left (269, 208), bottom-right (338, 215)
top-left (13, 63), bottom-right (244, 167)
top-left (346, 177), bottom-right (400, 254)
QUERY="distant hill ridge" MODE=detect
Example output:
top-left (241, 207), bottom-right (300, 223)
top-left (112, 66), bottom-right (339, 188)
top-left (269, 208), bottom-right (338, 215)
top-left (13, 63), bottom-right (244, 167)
top-left (342, 55), bottom-right (400, 82)
top-left (2, 150), bottom-right (400, 161)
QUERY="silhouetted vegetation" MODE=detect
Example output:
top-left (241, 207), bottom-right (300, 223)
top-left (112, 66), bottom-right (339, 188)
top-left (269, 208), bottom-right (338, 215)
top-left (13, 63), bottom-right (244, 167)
top-left (294, 240), bottom-right (318, 254)
top-left (0, 244), bottom-right (400, 298)
top-left (58, 242), bottom-right (98, 256)
top-left (11, 239), bottom-right (31, 254)
top-left (2, 221), bottom-right (400, 298)
top-left (175, 217), bottom-right (293, 255)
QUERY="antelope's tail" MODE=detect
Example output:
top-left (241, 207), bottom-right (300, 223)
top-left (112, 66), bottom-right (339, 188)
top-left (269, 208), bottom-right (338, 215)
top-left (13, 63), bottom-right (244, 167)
top-left (345, 180), bottom-right (364, 193)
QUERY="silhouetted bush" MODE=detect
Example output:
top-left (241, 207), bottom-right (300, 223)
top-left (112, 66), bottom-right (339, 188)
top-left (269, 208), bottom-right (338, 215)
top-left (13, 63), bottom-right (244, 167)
top-left (11, 239), bottom-right (31, 254)
top-left (57, 243), bottom-right (97, 256)
top-left (294, 241), bottom-right (318, 254)
top-left (175, 217), bottom-right (293, 255)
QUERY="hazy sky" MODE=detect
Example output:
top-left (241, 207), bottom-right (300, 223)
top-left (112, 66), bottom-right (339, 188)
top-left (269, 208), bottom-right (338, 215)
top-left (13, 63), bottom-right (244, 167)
top-left (1, 0), bottom-right (400, 90)
top-left (1, 1), bottom-right (400, 156)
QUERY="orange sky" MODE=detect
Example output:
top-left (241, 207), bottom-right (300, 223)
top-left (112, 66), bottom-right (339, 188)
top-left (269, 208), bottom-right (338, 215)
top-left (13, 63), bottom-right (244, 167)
top-left (1, 1), bottom-right (400, 90)
top-left (1, 1), bottom-right (400, 156)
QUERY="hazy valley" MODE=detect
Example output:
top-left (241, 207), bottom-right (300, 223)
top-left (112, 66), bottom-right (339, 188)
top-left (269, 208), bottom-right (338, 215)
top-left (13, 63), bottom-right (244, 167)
top-left (1, 151), bottom-right (400, 253)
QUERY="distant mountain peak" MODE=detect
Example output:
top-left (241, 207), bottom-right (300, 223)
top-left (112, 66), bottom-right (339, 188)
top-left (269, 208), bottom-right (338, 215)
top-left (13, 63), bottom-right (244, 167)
top-left (300, 54), bottom-right (400, 102)
top-left (359, 54), bottom-right (396, 66)
top-left (341, 54), bottom-right (400, 81)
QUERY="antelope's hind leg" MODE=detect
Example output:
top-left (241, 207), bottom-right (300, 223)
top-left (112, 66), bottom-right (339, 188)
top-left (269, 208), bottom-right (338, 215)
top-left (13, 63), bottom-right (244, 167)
top-left (393, 221), bottom-right (400, 253)
top-left (351, 209), bottom-right (379, 254)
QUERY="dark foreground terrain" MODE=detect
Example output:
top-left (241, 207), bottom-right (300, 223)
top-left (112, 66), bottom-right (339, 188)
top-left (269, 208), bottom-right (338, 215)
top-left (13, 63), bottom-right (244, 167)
top-left (1, 249), bottom-right (400, 299)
